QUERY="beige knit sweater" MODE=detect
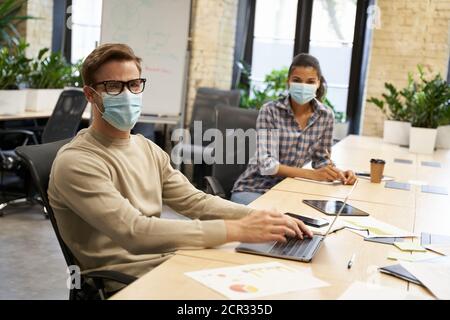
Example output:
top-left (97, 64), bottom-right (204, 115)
top-left (48, 127), bottom-right (252, 280)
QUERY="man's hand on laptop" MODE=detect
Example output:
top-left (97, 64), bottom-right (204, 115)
top-left (225, 210), bottom-right (313, 243)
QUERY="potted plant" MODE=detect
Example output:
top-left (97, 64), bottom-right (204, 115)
top-left (25, 48), bottom-right (83, 111)
top-left (367, 81), bottom-right (412, 146)
top-left (0, 40), bottom-right (30, 115)
top-left (323, 97), bottom-right (349, 141)
top-left (436, 102), bottom-right (450, 149)
top-left (407, 67), bottom-right (449, 153)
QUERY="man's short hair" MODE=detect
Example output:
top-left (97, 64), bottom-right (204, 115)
top-left (81, 43), bottom-right (142, 86)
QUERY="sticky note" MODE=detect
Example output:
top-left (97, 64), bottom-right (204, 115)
top-left (394, 242), bottom-right (427, 252)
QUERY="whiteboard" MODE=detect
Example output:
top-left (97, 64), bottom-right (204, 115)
top-left (100, 0), bottom-right (190, 117)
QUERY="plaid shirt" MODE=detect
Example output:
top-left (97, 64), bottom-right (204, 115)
top-left (232, 96), bottom-right (334, 194)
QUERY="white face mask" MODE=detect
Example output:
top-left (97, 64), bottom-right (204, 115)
top-left (91, 88), bottom-right (143, 131)
top-left (288, 83), bottom-right (317, 105)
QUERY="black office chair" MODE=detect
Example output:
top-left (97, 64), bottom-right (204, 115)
top-left (0, 88), bottom-right (88, 216)
top-left (15, 140), bottom-right (137, 300)
top-left (178, 87), bottom-right (241, 188)
top-left (203, 105), bottom-right (259, 199)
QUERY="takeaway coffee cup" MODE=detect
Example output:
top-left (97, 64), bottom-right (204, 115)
top-left (370, 158), bottom-right (386, 183)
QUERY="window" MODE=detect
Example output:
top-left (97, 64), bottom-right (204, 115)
top-left (309, 0), bottom-right (357, 114)
top-left (236, 0), bottom-right (373, 134)
top-left (70, 0), bottom-right (103, 63)
top-left (250, 0), bottom-right (297, 91)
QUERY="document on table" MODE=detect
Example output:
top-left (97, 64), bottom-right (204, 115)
top-left (342, 216), bottom-right (416, 238)
top-left (294, 177), bottom-right (342, 185)
top-left (309, 219), bottom-right (346, 236)
top-left (338, 281), bottom-right (431, 300)
top-left (401, 258), bottom-right (450, 300)
top-left (387, 251), bottom-right (439, 262)
top-left (185, 262), bottom-right (329, 300)
top-left (425, 244), bottom-right (450, 256)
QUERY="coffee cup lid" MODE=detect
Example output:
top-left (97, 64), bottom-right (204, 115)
top-left (370, 158), bottom-right (386, 164)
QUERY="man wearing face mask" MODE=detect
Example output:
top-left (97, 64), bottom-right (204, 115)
top-left (230, 53), bottom-right (356, 205)
top-left (48, 44), bottom-right (312, 292)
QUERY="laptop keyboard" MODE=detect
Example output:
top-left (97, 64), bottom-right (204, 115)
top-left (269, 236), bottom-right (318, 258)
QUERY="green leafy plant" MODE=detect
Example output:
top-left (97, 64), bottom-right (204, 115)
top-left (366, 81), bottom-right (413, 122)
top-left (0, 0), bottom-right (35, 48)
top-left (323, 97), bottom-right (346, 123)
top-left (408, 66), bottom-right (450, 129)
top-left (27, 48), bottom-right (83, 88)
top-left (0, 39), bottom-right (30, 89)
top-left (239, 64), bottom-right (288, 109)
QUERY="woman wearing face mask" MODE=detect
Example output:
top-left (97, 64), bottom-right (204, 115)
top-left (230, 53), bottom-right (356, 205)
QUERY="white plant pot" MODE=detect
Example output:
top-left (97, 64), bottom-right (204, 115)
top-left (409, 127), bottom-right (437, 154)
top-left (333, 121), bottom-right (350, 141)
top-left (0, 90), bottom-right (27, 115)
top-left (26, 88), bottom-right (63, 112)
top-left (383, 120), bottom-right (411, 146)
top-left (436, 125), bottom-right (450, 149)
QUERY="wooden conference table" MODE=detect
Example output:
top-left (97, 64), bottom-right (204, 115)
top-left (111, 135), bottom-right (450, 300)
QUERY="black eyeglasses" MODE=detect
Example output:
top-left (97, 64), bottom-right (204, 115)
top-left (91, 78), bottom-right (147, 96)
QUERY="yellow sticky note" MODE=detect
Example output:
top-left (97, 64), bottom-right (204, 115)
top-left (394, 242), bottom-right (427, 252)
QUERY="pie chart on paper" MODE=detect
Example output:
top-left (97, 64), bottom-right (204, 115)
top-left (229, 284), bottom-right (259, 293)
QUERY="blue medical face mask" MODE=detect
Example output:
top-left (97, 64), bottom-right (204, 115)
top-left (92, 89), bottom-right (142, 131)
top-left (288, 82), bottom-right (317, 105)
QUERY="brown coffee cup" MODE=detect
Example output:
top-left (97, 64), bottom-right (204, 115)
top-left (370, 159), bottom-right (386, 183)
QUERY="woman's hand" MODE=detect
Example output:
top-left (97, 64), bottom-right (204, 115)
top-left (225, 210), bottom-right (313, 243)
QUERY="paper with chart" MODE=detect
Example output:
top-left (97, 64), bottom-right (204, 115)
top-left (342, 216), bottom-right (415, 238)
top-left (401, 259), bottom-right (450, 300)
top-left (185, 262), bottom-right (329, 299)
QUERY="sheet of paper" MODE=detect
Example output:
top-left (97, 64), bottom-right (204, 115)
top-left (421, 161), bottom-right (442, 168)
top-left (425, 244), bottom-right (450, 256)
top-left (294, 177), bottom-right (342, 185)
top-left (394, 241), bottom-right (427, 252)
top-left (338, 281), bottom-right (431, 300)
top-left (342, 216), bottom-right (416, 239)
top-left (401, 260), bottom-right (450, 299)
top-left (185, 262), bottom-right (329, 300)
top-left (309, 219), bottom-right (345, 236)
top-left (356, 172), bottom-right (395, 181)
top-left (394, 158), bottom-right (413, 164)
top-left (387, 251), bottom-right (438, 262)
top-left (385, 181), bottom-right (411, 191)
top-left (421, 185), bottom-right (448, 195)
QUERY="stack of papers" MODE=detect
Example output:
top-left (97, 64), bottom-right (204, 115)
top-left (342, 216), bottom-right (416, 239)
top-left (425, 244), bottom-right (450, 256)
top-left (294, 177), bottom-right (342, 185)
top-left (401, 257), bottom-right (450, 299)
top-left (185, 262), bottom-right (329, 299)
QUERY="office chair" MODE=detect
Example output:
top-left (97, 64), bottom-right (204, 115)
top-left (0, 88), bottom-right (88, 216)
top-left (177, 87), bottom-right (241, 188)
top-left (15, 140), bottom-right (137, 300)
top-left (203, 105), bottom-right (259, 199)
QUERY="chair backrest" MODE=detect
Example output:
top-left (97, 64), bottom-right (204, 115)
top-left (211, 105), bottom-right (259, 198)
top-left (189, 87), bottom-right (241, 146)
top-left (41, 88), bottom-right (87, 144)
top-left (15, 139), bottom-right (76, 268)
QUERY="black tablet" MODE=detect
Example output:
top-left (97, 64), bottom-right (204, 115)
top-left (302, 200), bottom-right (370, 216)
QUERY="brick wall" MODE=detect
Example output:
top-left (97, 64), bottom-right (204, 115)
top-left (185, 0), bottom-right (239, 124)
top-left (25, 0), bottom-right (53, 58)
top-left (361, 0), bottom-right (450, 136)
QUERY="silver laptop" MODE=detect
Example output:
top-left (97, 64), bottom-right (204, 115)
top-left (235, 180), bottom-right (359, 262)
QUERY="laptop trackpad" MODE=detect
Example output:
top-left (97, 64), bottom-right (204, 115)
top-left (236, 242), bottom-right (275, 253)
